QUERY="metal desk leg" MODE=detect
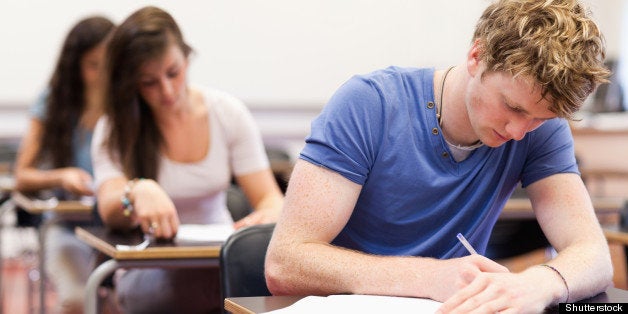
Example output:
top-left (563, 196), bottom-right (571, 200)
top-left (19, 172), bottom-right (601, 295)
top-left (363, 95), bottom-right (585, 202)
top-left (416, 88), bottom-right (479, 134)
top-left (37, 215), bottom-right (60, 314)
top-left (37, 219), bottom-right (49, 314)
top-left (84, 259), bottom-right (119, 314)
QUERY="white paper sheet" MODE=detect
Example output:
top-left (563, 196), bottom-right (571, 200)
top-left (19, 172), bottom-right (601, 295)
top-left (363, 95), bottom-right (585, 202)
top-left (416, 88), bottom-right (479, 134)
top-left (261, 294), bottom-right (442, 313)
top-left (175, 224), bottom-right (234, 242)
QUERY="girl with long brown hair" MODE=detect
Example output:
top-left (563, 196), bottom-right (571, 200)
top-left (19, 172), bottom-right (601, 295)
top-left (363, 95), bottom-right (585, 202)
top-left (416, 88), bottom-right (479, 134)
top-left (14, 15), bottom-right (114, 314)
top-left (92, 6), bottom-right (283, 313)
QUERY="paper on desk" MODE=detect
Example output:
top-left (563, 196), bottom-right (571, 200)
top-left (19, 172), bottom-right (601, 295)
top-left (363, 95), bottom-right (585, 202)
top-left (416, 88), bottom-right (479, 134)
top-left (261, 294), bottom-right (442, 314)
top-left (175, 224), bottom-right (234, 242)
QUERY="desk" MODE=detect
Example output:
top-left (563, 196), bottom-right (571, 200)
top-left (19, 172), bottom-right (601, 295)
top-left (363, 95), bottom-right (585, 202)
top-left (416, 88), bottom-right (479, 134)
top-left (225, 296), bottom-right (301, 314)
top-left (581, 168), bottom-right (628, 197)
top-left (602, 225), bottom-right (628, 288)
top-left (76, 226), bottom-right (223, 314)
top-left (572, 123), bottom-right (628, 197)
top-left (500, 196), bottom-right (626, 220)
top-left (603, 225), bottom-right (628, 245)
top-left (11, 191), bottom-right (93, 215)
top-left (224, 287), bottom-right (628, 314)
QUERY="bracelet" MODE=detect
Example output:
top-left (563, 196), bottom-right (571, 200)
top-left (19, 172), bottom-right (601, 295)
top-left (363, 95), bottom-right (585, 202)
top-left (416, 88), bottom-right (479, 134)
top-left (539, 264), bottom-right (569, 303)
top-left (121, 178), bottom-right (142, 217)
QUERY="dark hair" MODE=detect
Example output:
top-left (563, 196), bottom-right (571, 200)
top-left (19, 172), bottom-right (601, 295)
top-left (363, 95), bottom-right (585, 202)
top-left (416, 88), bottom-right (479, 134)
top-left (38, 16), bottom-right (114, 168)
top-left (103, 6), bottom-right (193, 179)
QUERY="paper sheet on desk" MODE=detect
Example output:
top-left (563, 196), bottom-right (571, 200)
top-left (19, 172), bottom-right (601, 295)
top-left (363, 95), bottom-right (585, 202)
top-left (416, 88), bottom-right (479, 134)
top-left (261, 294), bottom-right (442, 313)
top-left (175, 224), bottom-right (234, 242)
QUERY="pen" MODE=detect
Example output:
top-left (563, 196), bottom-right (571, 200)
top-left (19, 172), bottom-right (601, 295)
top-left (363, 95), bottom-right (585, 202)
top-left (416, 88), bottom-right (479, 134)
top-left (456, 233), bottom-right (478, 255)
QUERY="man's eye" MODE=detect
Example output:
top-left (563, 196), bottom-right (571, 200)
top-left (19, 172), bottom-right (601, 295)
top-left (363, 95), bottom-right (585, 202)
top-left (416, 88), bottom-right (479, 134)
top-left (510, 106), bottom-right (523, 113)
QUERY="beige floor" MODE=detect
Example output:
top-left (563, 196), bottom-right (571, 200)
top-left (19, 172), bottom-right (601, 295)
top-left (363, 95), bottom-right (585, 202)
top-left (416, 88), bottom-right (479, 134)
top-left (1, 256), bottom-right (56, 314)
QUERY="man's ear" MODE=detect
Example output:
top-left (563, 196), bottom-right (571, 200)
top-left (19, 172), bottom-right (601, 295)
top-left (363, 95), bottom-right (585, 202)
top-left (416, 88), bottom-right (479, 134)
top-left (467, 39), bottom-right (483, 77)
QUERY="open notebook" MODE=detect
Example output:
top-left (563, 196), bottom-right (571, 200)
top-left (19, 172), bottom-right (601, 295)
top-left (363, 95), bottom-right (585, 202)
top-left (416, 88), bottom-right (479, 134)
top-left (175, 224), bottom-right (234, 242)
top-left (261, 294), bottom-right (442, 313)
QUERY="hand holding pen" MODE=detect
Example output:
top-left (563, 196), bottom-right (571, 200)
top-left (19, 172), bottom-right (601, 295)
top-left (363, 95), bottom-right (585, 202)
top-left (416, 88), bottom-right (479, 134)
top-left (437, 233), bottom-right (550, 313)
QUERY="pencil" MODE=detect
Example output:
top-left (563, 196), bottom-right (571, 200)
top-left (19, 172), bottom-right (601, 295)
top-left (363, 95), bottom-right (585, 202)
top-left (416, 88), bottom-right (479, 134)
top-left (456, 233), bottom-right (478, 255)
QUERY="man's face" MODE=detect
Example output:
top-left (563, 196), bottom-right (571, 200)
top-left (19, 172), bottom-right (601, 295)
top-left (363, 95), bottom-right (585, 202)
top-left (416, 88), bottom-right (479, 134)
top-left (464, 67), bottom-right (557, 148)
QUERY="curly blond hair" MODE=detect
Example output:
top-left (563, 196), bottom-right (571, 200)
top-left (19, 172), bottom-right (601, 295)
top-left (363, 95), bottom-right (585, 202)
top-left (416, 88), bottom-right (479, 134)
top-left (472, 0), bottom-right (609, 119)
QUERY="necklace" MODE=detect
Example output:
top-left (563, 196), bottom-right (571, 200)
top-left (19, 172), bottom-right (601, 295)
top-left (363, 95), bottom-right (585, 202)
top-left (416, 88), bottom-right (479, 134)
top-left (436, 66), bottom-right (453, 127)
top-left (436, 67), bottom-right (484, 151)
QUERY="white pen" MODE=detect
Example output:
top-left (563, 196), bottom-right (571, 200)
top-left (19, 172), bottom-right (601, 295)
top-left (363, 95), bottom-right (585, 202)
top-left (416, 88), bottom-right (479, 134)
top-left (456, 233), bottom-right (478, 255)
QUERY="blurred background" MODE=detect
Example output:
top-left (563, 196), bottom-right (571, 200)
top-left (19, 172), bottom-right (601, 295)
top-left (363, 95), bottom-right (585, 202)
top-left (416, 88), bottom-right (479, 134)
top-left (1, 1), bottom-right (628, 312)
top-left (1, 0), bottom-right (626, 158)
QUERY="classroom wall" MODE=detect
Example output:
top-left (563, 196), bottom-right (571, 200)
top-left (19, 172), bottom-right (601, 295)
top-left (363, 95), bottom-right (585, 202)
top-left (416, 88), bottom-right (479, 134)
top-left (0, 0), bottom-right (625, 158)
top-left (0, 0), bottom-right (624, 107)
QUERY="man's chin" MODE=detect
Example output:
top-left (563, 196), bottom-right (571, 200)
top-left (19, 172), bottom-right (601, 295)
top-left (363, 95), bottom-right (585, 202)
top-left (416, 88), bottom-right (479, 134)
top-left (482, 138), bottom-right (508, 148)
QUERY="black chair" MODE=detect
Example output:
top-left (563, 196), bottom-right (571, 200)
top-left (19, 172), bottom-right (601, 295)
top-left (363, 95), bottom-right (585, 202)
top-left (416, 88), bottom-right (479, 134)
top-left (485, 186), bottom-right (551, 260)
top-left (266, 147), bottom-right (292, 193)
top-left (219, 223), bottom-right (275, 300)
top-left (485, 219), bottom-right (550, 260)
top-left (226, 184), bottom-right (252, 222)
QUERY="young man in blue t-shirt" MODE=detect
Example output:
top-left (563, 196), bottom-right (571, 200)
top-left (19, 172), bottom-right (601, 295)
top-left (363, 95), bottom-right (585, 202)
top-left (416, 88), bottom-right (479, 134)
top-left (266, 0), bottom-right (612, 312)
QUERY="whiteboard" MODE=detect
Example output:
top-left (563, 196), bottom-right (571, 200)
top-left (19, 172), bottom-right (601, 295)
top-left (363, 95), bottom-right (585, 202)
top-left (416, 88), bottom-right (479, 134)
top-left (0, 0), bottom-right (623, 108)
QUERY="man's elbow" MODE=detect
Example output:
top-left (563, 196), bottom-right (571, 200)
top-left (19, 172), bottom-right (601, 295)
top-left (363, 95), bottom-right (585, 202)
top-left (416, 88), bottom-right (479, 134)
top-left (265, 256), bottom-right (292, 296)
top-left (589, 243), bottom-right (614, 294)
top-left (601, 255), bottom-right (614, 290)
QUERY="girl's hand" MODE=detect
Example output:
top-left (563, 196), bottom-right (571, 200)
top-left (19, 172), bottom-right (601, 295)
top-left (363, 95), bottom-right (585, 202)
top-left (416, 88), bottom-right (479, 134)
top-left (60, 168), bottom-right (94, 196)
top-left (130, 179), bottom-right (180, 239)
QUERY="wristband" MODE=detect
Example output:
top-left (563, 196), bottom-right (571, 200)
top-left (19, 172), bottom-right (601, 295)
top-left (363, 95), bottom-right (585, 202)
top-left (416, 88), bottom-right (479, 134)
top-left (539, 264), bottom-right (569, 303)
top-left (121, 178), bottom-right (142, 217)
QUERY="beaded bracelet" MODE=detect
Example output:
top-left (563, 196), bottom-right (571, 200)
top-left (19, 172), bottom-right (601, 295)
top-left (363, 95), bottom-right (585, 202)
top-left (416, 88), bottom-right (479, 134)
top-left (539, 264), bottom-right (569, 303)
top-left (121, 178), bottom-right (142, 217)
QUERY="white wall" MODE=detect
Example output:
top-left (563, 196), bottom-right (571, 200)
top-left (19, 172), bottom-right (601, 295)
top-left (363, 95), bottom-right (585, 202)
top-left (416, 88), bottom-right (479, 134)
top-left (1, 0), bottom-right (623, 108)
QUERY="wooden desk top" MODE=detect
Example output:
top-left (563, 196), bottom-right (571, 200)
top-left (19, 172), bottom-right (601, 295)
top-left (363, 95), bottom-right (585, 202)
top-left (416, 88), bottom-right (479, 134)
top-left (224, 288), bottom-right (628, 314)
top-left (500, 196), bottom-right (625, 220)
top-left (581, 168), bottom-right (628, 179)
top-left (572, 127), bottom-right (628, 136)
top-left (75, 226), bottom-right (222, 260)
top-left (225, 296), bottom-right (301, 314)
top-left (11, 191), bottom-right (93, 215)
top-left (602, 225), bottom-right (628, 245)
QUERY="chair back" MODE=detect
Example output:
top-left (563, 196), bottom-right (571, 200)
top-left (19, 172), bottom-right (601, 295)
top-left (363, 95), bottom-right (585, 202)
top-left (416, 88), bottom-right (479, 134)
top-left (220, 223), bottom-right (275, 298)
top-left (226, 184), bottom-right (252, 222)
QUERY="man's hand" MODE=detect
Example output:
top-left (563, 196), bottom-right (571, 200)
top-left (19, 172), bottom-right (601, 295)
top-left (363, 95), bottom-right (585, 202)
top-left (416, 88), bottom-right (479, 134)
top-left (437, 264), bottom-right (561, 314)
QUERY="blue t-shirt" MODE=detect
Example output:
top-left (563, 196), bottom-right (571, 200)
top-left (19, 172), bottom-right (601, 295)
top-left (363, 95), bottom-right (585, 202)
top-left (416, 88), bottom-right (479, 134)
top-left (301, 67), bottom-right (578, 259)
top-left (31, 90), bottom-right (93, 175)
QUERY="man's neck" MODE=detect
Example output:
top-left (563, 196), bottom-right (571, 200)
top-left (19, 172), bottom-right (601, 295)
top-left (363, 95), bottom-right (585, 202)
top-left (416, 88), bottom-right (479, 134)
top-left (437, 66), bottom-right (480, 147)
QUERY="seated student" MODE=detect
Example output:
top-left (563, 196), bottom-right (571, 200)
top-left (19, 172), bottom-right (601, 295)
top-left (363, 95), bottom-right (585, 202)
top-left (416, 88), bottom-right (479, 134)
top-left (265, 0), bottom-right (612, 312)
top-left (13, 16), bottom-right (114, 314)
top-left (91, 6), bottom-right (284, 313)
